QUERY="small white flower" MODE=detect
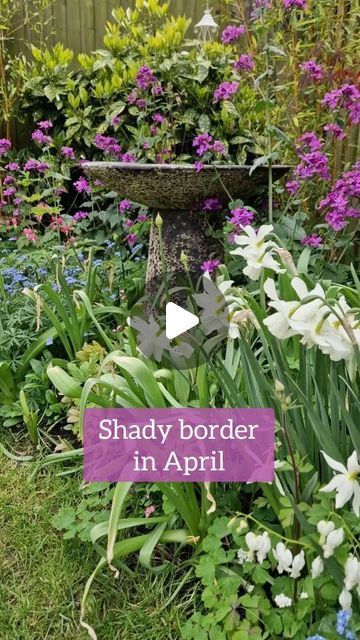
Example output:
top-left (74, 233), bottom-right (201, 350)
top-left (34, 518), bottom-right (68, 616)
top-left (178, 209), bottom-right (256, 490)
top-left (300, 592), bottom-right (309, 600)
top-left (320, 450), bottom-right (360, 516)
top-left (246, 583), bottom-right (255, 593)
top-left (344, 555), bottom-right (360, 592)
top-left (311, 555), bottom-right (324, 579)
top-left (317, 520), bottom-right (335, 544)
top-left (322, 527), bottom-right (344, 558)
top-left (290, 550), bottom-right (305, 579)
top-left (274, 593), bottom-right (292, 608)
top-left (273, 542), bottom-right (292, 574)
top-left (237, 548), bottom-right (249, 565)
top-left (339, 588), bottom-right (352, 610)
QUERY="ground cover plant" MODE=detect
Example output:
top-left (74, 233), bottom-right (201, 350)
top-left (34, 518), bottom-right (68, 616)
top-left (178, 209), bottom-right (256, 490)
top-left (0, 0), bottom-right (359, 639)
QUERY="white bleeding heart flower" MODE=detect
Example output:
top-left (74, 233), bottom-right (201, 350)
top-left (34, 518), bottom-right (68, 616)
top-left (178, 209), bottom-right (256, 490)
top-left (273, 542), bottom-right (293, 574)
top-left (290, 550), bottom-right (305, 579)
top-left (344, 555), bottom-right (360, 592)
top-left (322, 527), bottom-right (344, 558)
top-left (311, 555), bottom-right (324, 579)
top-left (339, 588), bottom-right (352, 611)
top-left (317, 520), bottom-right (335, 544)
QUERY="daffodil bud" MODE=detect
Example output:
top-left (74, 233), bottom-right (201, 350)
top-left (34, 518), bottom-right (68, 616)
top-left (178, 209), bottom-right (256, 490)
top-left (155, 213), bottom-right (163, 229)
top-left (180, 251), bottom-right (188, 271)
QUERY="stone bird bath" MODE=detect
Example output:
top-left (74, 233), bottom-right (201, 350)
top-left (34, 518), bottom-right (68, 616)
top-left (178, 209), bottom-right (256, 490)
top-left (84, 162), bottom-right (289, 281)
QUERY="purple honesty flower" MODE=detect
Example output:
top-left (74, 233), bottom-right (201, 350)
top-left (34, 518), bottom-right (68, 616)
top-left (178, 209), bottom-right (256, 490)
top-left (234, 54), bottom-right (255, 72)
top-left (152, 84), bottom-right (164, 96)
top-left (322, 84), bottom-right (360, 124)
top-left (38, 120), bottom-right (53, 130)
top-left (111, 115), bottom-right (121, 127)
top-left (301, 234), bottom-right (323, 248)
top-left (24, 159), bottom-right (49, 173)
top-left (213, 81), bottom-right (239, 103)
top-left (3, 187), bottom-right (16, 197)
top-left (124, 218), bottom-right (134, 229)
top-left (251, 0), bottom-right (272, 20)
top-left (318, 161), bottom-right (360, 231)
top-left (286, 180), bottom-right (301, 195)
top-left (297, 132), bottom-right (323, 153)
top-left (61, 146), bottom-right (75, 160)
top-left (152, 113), bottom-right (165, 124)
top-left (5, 162), bottom-right (19, 171)
top-left (74, 176), bottom-right (91, 193)
top-left (324, 123), bottom-right (346, 140)
top-left (136, 98), bottom-right (146, 109)
top-left (212, 140), bottom-right (226, 154)
top-left (72, 210), bottom-right (89, 222)
top-left (194, 161), bottom-right (204, 172)
top-left (119, 199), bottom-right (132, 213)
top-left (136, 65), bottom-right (157, 90)
top-left (0, 138), bottom-right (11, 156)
top-left (296, 151), bottom-right (330, 181)
top-left (137, 213), bottom-right (147, 222)
top-left (299, 59), bottom-right (323, 82)
top-left (221, 25), bottom-right (246, 44)
top-left (201, 198), bottom-right (223, 212)
top-left (229, 207), bottom-right (254, 227)
top-left (193, 132), bottom-right (213, 156)
top-left (3, 175), bottom-right (15, 185)
top-left (201, 259), bottom-right (221, 274)
top-left (127, 89), bottom-right (138, 104)
top-left (14, 197), bottom-right (23, 205)
top-left (121, 152), bottom-right (136, 163)
top-left (284, 0), bottom-right (307, 8)
top-left (32, 129), bottom-right (52, 146)
top-left (94, 134), bottom-right (122, 156)
top-left (125, 233), bottom-right (138, 245)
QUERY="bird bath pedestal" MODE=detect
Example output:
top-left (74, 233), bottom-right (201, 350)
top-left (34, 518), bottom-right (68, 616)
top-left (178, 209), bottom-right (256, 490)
top-left (84, 162), bottom-right (289, 281)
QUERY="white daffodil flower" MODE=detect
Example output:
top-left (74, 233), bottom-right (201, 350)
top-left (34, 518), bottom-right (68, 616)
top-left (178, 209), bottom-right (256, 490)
top-left (273, 542), bottom-right (293, 574)
top-left (128, 315), bottom-right (169, 362)
top-left (274, 593), bottom-right (292, 608)
top-left (231, 225), bottom-right (285, 281)
top-left (344, 555), bottom-right (360, 592)
top-left (290, 550), bottom-right (305, 579)
top-left (322, 527), bottom-right (344, 558)
top-left (311, 555), bottom-right (324, 579)
top-left (263, 277), bottom-right (325, 340)
top-left (321, 450), bottom-right (360, 516)
top-left (339, 588), bottom-right (352, 611)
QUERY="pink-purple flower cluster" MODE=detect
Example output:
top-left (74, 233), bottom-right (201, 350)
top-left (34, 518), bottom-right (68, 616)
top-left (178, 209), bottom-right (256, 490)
top-left (286, 180), bottom-right (300, 195)
top-left (32, 129), bottom-right (53, 146)
top-left (213, 81), bottom-right (239, 103)
top-left (229, 207), bottom-right (255, 227)
top-left (284, 0), bottom-right (307, 9)
top-left (318, 161), bottom-right (360, 231)
top-left (294, 132), bottom-right (330, 181)
top-left (192, 133), bottom-right (226, 157)
top-left (322, 84), bottom-right (360, 124)
top-left (324, 123), bottom-right (346, 140)
top-left (119, 199), bottom-right (132, 213)
top-left (136, 65), bottom-right (157, 90)
top-left (201, 259), bottom-right (221, 274)
top-left (234, 54), bottom-right (255, 72)
top-left (24, 159), bottom-right (49, 173)
top-left (61, 146), bottom-right (76, 160)
top-left (250, 0), bottom-right (272, 20)
top-left (73, 210), bottom-right (89, 222)
top-left (201, 198), bottom-right (223, 212)
top-left (301, 234), bottom-right (323, 248)
top-left (94, 134), bottom-right (122, 157)
top-left (74, 176), bottom-right (91, 193)
top-left (299, 59), bottom-right (323, 82)
top-left (221, 25), bottom-right (245, 44)
top-left (0, 138), bottom-right (11, 156)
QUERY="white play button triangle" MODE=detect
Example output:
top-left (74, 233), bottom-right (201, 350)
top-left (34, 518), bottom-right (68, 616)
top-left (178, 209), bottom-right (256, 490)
top-left (165, 302), bottom-right (199, 340)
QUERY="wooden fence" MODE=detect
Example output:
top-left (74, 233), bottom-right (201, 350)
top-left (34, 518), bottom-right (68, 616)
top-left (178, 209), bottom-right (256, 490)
top-left (11, 0), bottom-right (226, 58)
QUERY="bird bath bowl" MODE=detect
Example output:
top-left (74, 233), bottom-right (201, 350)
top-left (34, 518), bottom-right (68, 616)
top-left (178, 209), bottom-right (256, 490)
top-left (84, 162), bottom-right (289, 281)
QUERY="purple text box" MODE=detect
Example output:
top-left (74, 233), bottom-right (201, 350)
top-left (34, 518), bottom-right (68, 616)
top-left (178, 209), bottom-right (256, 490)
top-left (84, 408), bottom-right (274, 482)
